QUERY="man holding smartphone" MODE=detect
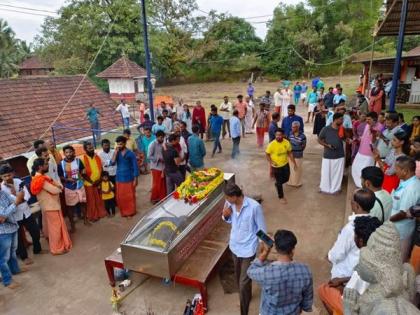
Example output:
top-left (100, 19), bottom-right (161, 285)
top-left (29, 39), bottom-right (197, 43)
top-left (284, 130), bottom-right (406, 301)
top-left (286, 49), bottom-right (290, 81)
top-left (222, 183), bottom-right (266, 315)
top-left (248, 230), bottom-right (313, 315)
top-left (0, 176), bottom-right (26, 289)
top-left (0, 165), bottom-right (44, 265)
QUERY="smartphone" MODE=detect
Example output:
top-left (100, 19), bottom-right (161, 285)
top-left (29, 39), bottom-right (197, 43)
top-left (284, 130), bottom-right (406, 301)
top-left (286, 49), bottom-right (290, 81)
top-left (18, 182), bottom-right (26, 192)
top-left (256, 230), bottom-right (274, 248)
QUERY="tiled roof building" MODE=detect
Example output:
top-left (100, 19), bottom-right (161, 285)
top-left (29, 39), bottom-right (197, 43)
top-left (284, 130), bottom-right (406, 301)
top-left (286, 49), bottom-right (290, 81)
top-left (18, 56), bottom-right (54, 76)
top-left (97, 56), bottom-right (153, 102)
top-left (97, 56), bottom-right (147, 79)
top-left (0, 75), bottom-right (120, 159)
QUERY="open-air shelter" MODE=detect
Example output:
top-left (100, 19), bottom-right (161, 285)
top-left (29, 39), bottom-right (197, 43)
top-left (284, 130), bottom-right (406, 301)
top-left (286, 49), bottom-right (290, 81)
top-left (370, 0), bottom-right (420, 110)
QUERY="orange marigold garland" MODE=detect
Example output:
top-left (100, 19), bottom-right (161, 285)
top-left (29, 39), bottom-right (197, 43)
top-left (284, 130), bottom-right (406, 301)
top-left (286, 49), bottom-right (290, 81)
top-left (174, 168), bottom-right (224, 203)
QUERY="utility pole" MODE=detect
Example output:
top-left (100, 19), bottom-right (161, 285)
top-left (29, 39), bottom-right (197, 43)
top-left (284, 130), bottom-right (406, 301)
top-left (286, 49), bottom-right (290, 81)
top-left (389, 0), bottom-right (409, 112)
top-left (140, 0), bottom-right (155, 122)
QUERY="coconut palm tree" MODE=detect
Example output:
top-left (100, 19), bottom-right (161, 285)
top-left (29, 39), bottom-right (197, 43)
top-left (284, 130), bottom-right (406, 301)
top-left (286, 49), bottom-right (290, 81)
top-left (0, 19), bottom-right (30, 78)
top-left (0, 19), bottom-right (14, 49)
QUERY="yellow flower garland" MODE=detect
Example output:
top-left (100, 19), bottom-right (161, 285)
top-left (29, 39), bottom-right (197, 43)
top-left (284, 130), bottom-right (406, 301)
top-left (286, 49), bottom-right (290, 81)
top-left (148, 220), bottom-right (180, 248)
top-left (175, 168), bottom-right (224, 202)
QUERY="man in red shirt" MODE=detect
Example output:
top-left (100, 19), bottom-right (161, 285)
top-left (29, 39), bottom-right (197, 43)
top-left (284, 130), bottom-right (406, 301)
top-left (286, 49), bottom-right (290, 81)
top-left (234, 95), bottom-right (247, 137)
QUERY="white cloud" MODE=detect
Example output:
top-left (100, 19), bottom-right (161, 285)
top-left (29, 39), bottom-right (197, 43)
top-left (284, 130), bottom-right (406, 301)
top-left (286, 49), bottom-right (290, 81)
top-left (2, 0), bottom-right (300, 43)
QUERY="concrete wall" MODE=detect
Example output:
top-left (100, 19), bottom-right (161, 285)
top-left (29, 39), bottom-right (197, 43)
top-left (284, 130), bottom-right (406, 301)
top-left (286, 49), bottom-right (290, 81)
top-left (108, 78), bottom-right (135, 94)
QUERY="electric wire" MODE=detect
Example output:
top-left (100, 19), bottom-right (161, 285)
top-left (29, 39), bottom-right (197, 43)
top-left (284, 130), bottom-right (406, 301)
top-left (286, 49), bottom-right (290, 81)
top-left (0, 3), bottom-right (57, 14)
top-left (26, 9), bottom-right (120, 151)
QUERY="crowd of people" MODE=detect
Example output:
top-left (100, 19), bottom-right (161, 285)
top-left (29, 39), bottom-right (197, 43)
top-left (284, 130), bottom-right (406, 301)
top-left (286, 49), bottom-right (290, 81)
top-left (0, 77), bottom-right (419, 315)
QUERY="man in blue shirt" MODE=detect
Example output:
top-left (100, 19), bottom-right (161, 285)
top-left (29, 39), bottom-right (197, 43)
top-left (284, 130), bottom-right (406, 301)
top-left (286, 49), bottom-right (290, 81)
top-left (188, 125), bottom-right (206, 170)
top-left (222, 184), bottom-right (266, 315)
top-left (333, 87), bottom-right (347, 106)
top-left (151, 116), bottom-right (166, 135)
top-left (324, 87), bottom-right (335, 108)
top-left (281, 104), bottom-right (304, 137)
top-left (111, 136), bottom-right (140, 217)
top-left (389, 156), bottom-right (420, 261)
top-left (247, 82), bottom-right (255, 99)
top-left (248, 230), bottom-right (313, 315)
top-left (86, 102), bottom-right (102, 141)
top-left (307, 87), bottom-right (318, 123)
top-left (230, 110), bottom-right (242, 159)
top-left (209, 107), bottom-right (224, 157)
top-left (0, 186), bottom-right (24, 289)
top-left (269, 112), bottom-right (280, 142)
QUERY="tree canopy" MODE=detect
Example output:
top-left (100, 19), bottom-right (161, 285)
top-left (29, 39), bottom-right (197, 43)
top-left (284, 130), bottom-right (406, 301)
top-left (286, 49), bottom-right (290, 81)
top-left (2, 0), bottom-right (420, 81)
top-left (0, 19), bottom-right (30, 78)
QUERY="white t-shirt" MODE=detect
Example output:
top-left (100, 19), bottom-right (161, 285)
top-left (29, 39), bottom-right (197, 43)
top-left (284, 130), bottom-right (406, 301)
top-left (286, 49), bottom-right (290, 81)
top-left (98, 149), bottom-right (117, 176)
top-left (163, 117), bottom-right (173, 133)
top-left (274, 91), bottom-right (282, 107)
top-left (280, 89), bottom-right (292, 108)
top-left (175, 105), bottom-right (184, 120)
top-left (219, 102), bottom-right (232, 120)
top-left (328, 213), bottom-right (368, 278)
top-left (116, 103), bottom-right (130, 118)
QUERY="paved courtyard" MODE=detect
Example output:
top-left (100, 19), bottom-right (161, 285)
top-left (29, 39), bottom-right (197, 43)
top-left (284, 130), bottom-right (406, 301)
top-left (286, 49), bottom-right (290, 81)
top-left (1, 106), bottom-right (347, 315)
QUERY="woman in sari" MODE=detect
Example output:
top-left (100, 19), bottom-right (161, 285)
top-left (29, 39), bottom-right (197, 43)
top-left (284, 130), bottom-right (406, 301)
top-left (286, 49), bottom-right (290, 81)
top-left (181, 104), bottom-right (192, 133)
top-left (369, 79), bottom-right (384, 114)
top-left (351, 113), bottom-right (367, 160)
top-left (30, 158), bottom-right (72, 255)
top-left (287, 121), bottom-right (307, 187)
top-left (373, 130), bottom-right (411, 193)
top-left (244, 96), bottom-right (255, 134)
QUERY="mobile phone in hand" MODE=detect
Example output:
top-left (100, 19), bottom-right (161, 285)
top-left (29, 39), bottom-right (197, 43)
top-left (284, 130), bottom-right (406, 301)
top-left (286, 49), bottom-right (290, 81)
top-left (256, 230), bottom-right (274, 248)
top-left (18, 182), bottom-right (26, 192)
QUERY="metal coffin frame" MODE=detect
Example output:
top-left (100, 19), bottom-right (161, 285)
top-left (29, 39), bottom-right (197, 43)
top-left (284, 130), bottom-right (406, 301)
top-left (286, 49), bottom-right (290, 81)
top-left (120, 173), bottom-right (234, 279)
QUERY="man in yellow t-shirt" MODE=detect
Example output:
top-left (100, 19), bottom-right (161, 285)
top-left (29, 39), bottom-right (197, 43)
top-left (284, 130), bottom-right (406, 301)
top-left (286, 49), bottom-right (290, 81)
top-left (266, 128), bottom-right (297, 204)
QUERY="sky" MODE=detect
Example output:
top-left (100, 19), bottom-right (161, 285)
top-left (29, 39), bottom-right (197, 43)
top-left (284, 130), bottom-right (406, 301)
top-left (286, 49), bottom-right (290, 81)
top-left (0, 0), bottom-right (299, 43)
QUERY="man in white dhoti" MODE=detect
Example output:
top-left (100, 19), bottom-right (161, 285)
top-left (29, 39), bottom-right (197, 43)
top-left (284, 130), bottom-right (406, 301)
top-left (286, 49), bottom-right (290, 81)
top-left (280, 87), bottom-right (292, 119)
top-left (318, 113), bottom-right (345, 194)
top-left (351, 112), bottom-right (380, 187)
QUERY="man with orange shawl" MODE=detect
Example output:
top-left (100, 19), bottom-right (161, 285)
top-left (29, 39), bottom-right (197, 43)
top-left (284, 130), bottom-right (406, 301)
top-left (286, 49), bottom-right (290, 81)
top-left (81, 142), bottom-right (107, 221)
top-left (30, 158), bottom-right (71, 255)
top-left (111, 136), bottom-right (139, 217)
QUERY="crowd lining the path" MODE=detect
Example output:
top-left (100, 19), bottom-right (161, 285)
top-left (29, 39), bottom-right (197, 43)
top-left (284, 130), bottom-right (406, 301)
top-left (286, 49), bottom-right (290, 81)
top-left (1, 77), bottom-right (420, 315)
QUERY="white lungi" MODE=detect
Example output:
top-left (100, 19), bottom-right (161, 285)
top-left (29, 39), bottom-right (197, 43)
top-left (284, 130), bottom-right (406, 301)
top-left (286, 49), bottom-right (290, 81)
top-left (282, 103), bottom-right (289, 119)
top-left (351, 153), bottom-right (374, 188)
top-left (308, 103), bottom-right (317, 113)
top-left (320, 157), bottom-right (345, 194)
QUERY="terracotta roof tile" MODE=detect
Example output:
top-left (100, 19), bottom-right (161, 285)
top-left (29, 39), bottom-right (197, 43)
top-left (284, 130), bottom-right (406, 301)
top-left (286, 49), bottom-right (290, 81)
top-left (407, 46), bottom-right (420, 58)
top-left (19, 56), bottom-right (53, 70)
top-left (96, 56), bottom-right (148, 79)
top-left (0, 75), bottom-right (121, 159)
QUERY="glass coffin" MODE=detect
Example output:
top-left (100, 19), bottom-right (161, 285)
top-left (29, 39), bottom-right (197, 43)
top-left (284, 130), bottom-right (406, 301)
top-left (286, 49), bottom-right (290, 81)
top-left (121, 173), bottom-right (234, 278)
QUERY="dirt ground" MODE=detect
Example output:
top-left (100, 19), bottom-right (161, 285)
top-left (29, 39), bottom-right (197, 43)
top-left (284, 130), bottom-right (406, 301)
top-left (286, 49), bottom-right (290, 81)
top-left (1, 89), bottom-right (349, 315)
top-left (157, 75), bottom-right (359, 110)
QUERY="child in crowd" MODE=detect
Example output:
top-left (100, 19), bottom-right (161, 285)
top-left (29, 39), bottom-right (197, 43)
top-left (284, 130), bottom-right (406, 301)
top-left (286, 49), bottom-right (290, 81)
top-left (100, 171), bottom-right (116, 217)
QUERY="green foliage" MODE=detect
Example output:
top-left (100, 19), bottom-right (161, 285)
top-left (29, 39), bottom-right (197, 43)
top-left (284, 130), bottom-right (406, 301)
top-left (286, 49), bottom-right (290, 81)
top-left (0, 19), bottom-right (31, 78)
top-left (186, 15), bottom-right (263, 80)
top-left (263, 0), bottom-right (384, 78)
top-left (26, 0), bottom-right (409, 82)
top-left (35, 0), bottom-right (143, 77)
